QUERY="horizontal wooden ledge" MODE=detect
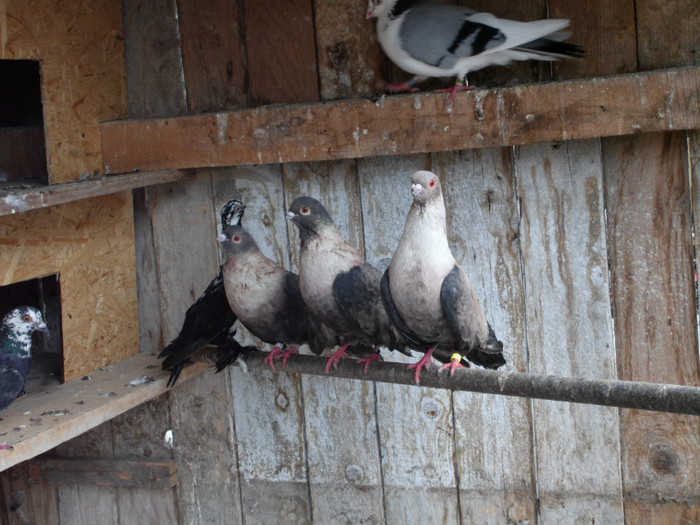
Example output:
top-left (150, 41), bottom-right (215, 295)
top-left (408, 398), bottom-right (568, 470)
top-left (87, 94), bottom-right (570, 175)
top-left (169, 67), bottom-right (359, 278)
top-left (100, 66), bottom-right (700, 174)
top-left (0, 169), bottom-right (191, 217)
top-left (0, 352), bottom-right (209, 472)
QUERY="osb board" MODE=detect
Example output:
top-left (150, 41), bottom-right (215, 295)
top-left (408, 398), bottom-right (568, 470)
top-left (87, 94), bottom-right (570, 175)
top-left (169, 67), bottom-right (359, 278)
top-left (0, 192), bottom-right (138, 380)
top-left (0, 1), bottom-right (127, 183)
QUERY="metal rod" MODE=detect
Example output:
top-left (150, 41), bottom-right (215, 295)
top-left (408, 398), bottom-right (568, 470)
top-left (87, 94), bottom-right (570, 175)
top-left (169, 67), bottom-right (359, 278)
top-left (236, 351), bottom-right (700, 416)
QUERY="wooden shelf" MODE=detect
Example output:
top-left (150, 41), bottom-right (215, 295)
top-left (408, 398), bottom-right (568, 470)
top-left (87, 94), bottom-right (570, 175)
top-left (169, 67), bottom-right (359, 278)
top-left (100, 67), bottom-right (700, 175)
top-left (0, 169), bottom-right (190, 217)
top-left (0, 353), bottom-right (209, 472)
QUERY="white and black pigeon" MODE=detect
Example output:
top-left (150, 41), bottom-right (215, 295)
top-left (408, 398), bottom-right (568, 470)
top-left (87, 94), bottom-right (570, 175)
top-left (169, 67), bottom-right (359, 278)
top-left (217, 224), bottom-right (341, 370)
top-left (287, 197), bottom-right (411, 373)
top-left (366, 0), bottom-right (584, 98)
top-left (159, 199), bottom-right (248, 387)
top-left (381, 170), bottom-right (505, 384)
top-left (0, 306), bottom-right (49, 412)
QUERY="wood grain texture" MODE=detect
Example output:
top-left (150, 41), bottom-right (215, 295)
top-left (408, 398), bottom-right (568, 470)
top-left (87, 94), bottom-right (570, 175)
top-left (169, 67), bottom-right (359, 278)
top-left (178, 0), bottom-right (248, 112)
top-left (212, 165), bottom-right (312, 524)
top-left (358, 155), bottom-right (460, 524)
top-left (604, 132), bottom-right (700, 524)
top-left (0, 462), bottom-right (59, 525)
top-left (243, 0), bottom-right (319, 106)
top-left (100, 67), bottom-right (700, 174)
top-left (282, 165), bottom-right (385, 524)
top-left (313, 0), bottom-right (384, 99)
top-left (517, 140), bottom-right (623, 522)
top-left (434, 149), bottom-right (536, 523)
top-left (29, 458), bottom-right (176, 488)
top-left (1, 1), bottom-right (127, 183)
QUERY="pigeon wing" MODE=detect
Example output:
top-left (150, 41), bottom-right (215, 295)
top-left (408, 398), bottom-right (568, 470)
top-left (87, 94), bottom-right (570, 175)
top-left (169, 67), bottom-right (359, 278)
top-left (380, 269), bottom-right (430, 351)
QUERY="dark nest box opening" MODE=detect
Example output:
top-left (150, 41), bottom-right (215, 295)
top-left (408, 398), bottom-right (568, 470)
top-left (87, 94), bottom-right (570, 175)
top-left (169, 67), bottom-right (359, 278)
top-left (0, 275), bottom-right (63, 394)
top-left (0, 59), bottom-right (48, 187)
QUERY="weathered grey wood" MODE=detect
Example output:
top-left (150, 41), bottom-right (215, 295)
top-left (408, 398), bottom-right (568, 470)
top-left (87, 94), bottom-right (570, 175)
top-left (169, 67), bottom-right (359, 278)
top-left (604, 132), bottom-right (700, 524)
top-left (212, 165), bottom-right (312, 524)
top-left (282, 164), bottom-right (385, 524)
top-left (0, 462), bottom-right (60, 525)
top-left (435, 149), bottom-right (536, 523)
top-left (29, 458), bottom-right (176, 488)
top-left (117, 486), bottom-right (180, 525)
top-left (58, 484), bottom-right (119, 525)
top-left (517, 139), bottom-right (623, 523)
top-left (358, 154), bottom-right (460, 524)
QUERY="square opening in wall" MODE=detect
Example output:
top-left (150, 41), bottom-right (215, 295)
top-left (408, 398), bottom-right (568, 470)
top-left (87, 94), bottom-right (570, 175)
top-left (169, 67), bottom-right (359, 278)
top-left (0, 59), bottom-right (48, 188)
top-left (0, 275), bottom-right (63, 411)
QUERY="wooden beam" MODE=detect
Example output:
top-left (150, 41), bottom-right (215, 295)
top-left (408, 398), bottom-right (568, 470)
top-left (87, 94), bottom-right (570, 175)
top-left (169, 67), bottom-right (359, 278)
top-left (0, 170), bottom-right (191, 217)
top-left (0, 353), bottom-right (210, 472)
top-left (28, 459), bottom-right (177, 489)
top-left (100, 67), bottom-right (700, 174)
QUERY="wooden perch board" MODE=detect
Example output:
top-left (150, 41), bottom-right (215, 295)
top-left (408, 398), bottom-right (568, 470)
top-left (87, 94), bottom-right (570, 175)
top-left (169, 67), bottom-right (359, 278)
top-left (0, 353), bottom-right (209, 472)
top-left (101, 67), bottom-right (700, 174)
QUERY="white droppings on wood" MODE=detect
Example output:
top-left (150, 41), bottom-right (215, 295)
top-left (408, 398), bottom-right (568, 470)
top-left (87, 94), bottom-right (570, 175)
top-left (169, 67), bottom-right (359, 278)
top-left (216, 113), bottom-right (228, 144)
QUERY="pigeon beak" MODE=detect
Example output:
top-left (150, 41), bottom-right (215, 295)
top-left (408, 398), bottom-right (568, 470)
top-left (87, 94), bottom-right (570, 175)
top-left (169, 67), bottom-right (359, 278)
top-left (366, 8), bottom-right (373, 19)
top-left (286, 211), bottom-right (296, 220)
top-left (411, 183), bottom-right (424, 195)
top-left (36, 322), bottom-right (49, 335)
top-left (216, 233), bottom-right (227, 243)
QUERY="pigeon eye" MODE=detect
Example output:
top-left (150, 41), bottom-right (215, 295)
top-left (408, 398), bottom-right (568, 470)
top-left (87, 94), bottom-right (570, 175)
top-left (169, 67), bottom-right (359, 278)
top-left (22, 314), bottom-right (31, 322)
top-left (300, 206), bottom-right (310, 215)
top-left (428, 179), bottom-right (436, 188)
top-left (232, 235), bottom-right (241, 243)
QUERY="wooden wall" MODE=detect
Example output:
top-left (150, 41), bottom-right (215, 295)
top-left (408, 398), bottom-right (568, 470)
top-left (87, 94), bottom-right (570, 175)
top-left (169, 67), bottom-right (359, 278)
top-left (2, 0), bottom-right (699, 523)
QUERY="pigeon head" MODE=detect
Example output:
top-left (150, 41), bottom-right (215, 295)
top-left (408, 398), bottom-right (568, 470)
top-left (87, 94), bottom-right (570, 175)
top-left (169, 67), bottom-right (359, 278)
top-left (220, 199), bottom-right (246, 229)
top-left (287, 197), bottom-right (334, 238)
top-left (217, 225), bottom-right (257, 257)
top-left (366, 0), bottom-right (394, 19)
top-left (410, 170), bottom-right (443, 207)
top-left (2, 306), bottom-right (49, 343)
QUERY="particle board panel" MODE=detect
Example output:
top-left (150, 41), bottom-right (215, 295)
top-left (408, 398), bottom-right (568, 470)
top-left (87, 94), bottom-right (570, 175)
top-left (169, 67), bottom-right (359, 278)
top-left (100, 67), bottom-right (700, 175)
top-left (212, 165), bottom-right (312, 524)
top-left (0, 192), bottom-right (138, 380)
top-left (358, 154), bottom-right (460, 525)
top-left (434, 149), bottom-right (537, 524)
top-left (177, 0), bottom-right (248, 112)
top-left (243, 0), bottom-right (319, 106)
top-left (1, 1), bottom-right (127, 183)
top-left (281, 163), bottom-right (385, 524)
top-left (517, 139), bottom-right (623, 523)
top-left (604, 132), bottom-right (700, 524)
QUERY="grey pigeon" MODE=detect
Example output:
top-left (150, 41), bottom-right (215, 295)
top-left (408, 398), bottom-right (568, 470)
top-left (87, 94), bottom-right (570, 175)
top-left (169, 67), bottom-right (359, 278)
top-left (287, 197), bottom-right (409, 373)
top-left (218, 224), bottom-right (339, 369)
top-left (159, 199), bottom-right (247, 387)
top-left (366, 0), bottom-right (584, 98)
top-left (381, 170), bottom-right (505, 384)
top-left (0, 306), bottom-right (49, 412)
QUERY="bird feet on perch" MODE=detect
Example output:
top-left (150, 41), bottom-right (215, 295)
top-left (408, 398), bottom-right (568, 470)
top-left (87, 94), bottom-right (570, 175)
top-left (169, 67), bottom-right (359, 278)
top-left (381, 79), bottom-right (421, 93)
top-left (264, 345), bottom-right (297, 371)
top-left (357, 349), bottom-right (383, 374)
top-left (325, 344), bottom-right (352, 374)
top-left (438, 353), bottom-right (466, 376)
top-left (434, 82), bottom-right (473, 103)
top-left (407, 347), bottom-right (436, 385)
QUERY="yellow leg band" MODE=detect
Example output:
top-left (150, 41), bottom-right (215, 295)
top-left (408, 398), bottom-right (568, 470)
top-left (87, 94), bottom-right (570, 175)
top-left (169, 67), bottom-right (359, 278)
top-left (450, 353), bottom-right (462, 362)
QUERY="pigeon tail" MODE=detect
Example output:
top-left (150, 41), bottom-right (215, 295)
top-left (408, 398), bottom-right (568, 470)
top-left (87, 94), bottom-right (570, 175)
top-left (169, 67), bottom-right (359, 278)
top-left (515, 38), bottom-right (585, 59)
top-left (466, 324), bottom-right (505, 369)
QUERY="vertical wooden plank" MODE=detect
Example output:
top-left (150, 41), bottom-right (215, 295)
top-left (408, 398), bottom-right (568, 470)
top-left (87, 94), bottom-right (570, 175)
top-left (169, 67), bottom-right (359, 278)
top-left (212, 165), bottom-right (312, 524)
top-left (282, 161), bottom-right (386, 524)
top-left (517, 139), bottom-right (623, 523)
top-left (434, 149), bottom-right (537, 523)
top-left (358, 154), bottom-right (462, 524)
top-left (604, 132), bottom-right (700, 524)
top-left (0, 462), bottom-right (59, 525)
top-left (313, 0), bottom-right (384, 100)
top-left (243, 0), bottom-right (319, 106)
top-left (177, 0), bottom-right (248, 112)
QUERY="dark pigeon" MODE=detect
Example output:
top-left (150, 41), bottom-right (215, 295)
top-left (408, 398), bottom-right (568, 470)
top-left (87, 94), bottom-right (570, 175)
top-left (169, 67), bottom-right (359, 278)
top-left (382, 170), bottom-right (505, 383)
top-left (1, 306), bottom-right (49, 413)
top-left (217, 224), bottom-right (340, 370)
top-left (159, 199), bottom-right (247, 387)
top-left (287, 197), bottom-right (410, 373)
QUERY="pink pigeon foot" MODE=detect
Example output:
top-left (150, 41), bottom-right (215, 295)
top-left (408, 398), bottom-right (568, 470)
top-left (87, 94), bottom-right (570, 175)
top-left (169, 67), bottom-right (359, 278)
top-left (407, 347), bottom-right (436, 385)
top-left (357, 349), bottom-right (383, 374)
top-left (435, 83), bottom-right (473, 102)
top-left (325, 344), bottom-right (351, 374)
top-left (0, 445), bottom-right (13, 451)
top-left (279, 346), bottom-right (297, 368)
top-left (381, 80), bottom-right (421, 93)
top-left (438, 353), bottom-right (466, 376)
top-left (264, 345), bottom-right (286, 371)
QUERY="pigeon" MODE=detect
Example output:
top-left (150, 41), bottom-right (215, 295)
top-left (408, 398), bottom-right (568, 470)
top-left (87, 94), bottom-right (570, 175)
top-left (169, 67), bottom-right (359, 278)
top-left (287, 197), bottom-right (410, 373)
top-left (217, 224), bottom-right (340, 370)
top-left (0, 306), bottom-right (49, 412)
top-left (381, 170), bottom-right (505, 384)
top-left (159, 199), bottom-right (246, 387)
top-left (366, 0), bottom-right (584, 98)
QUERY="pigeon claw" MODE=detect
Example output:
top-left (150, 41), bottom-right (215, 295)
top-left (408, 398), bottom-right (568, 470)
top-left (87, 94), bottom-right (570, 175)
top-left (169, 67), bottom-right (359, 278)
top-left (381, 80), bottom-right (420, 94)
top-left (435, 83), bottom-right (473, 103)
top-left (264, 345), bottom-right (286, 371)
top-left (438, 353), bottom-right (465, 376)
top-left (325, 344), bottom-right (351, 374)
top-left (407, 347), bottom-right (436, 385)
top-left (357, 350), bottom-right (383, 374)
